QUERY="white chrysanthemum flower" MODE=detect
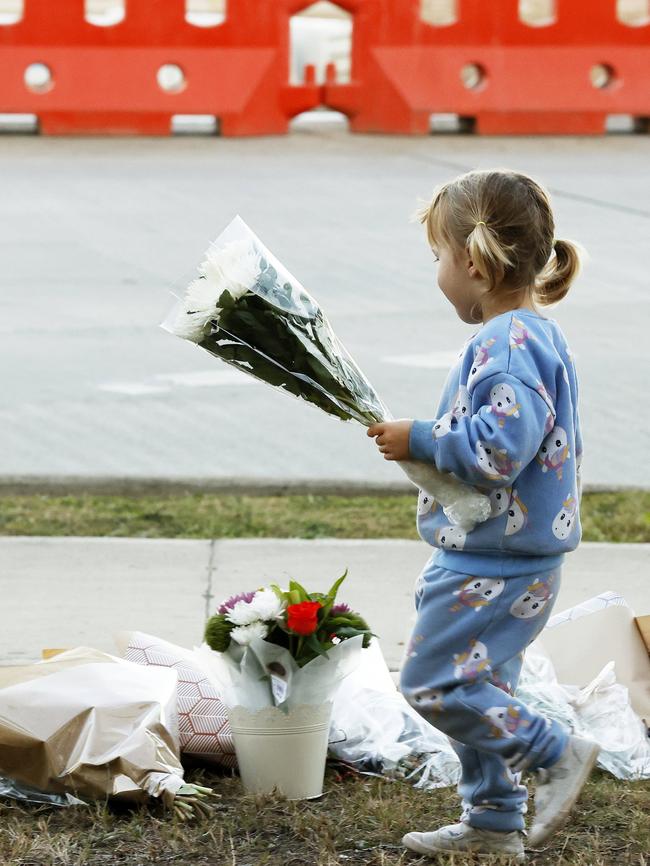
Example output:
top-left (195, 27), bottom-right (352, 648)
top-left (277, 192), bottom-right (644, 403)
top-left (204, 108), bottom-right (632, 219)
top-left (170, 238), bottom-right (261, 343)
top-left (226, 598), bottom-right (261, 626)
top-left (199, 238), bottom-right (261, 304)
top-left (249, 587), bottom-right (286, 621)
top-left (166, 279), bottom-right (216, 342)
top-left (230, 621), bottom-right (269, 646)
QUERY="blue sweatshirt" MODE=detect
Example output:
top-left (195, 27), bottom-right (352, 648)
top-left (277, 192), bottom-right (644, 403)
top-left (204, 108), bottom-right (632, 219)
top-left (408, 309), bottom-right (582, 578)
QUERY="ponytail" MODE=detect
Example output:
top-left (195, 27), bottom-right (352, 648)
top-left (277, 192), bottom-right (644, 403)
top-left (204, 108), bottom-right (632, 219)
top-left (535, 238), bottom-right (583, 306)
top-left (466, 221), bottom-right (515, 292)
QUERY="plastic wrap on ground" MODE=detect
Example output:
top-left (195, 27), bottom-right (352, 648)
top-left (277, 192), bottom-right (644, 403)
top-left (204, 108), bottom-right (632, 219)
top-left (517, 642), bottom-right (650, 781)
top-left (328, 640), bottom-right (461, 789)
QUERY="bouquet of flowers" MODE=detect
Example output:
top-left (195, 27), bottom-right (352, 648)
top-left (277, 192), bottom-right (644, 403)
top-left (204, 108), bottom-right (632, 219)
top-left (201, 570), bottom-right (372, 712)
top-left (161, 216), bottom-right (490, 530)
top-left (199, 571), bottom-right (372, 798)
top-left (205, 570), bottom-right (371, 661)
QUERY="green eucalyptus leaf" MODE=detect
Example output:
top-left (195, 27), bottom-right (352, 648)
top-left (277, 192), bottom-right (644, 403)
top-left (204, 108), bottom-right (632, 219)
top-left (306, 632), bottom-right (330, 659)
top-left (289, 580), bottom-right (310, 603)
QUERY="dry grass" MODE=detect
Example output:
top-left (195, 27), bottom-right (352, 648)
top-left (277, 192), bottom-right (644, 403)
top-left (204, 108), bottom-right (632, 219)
top-left (1, 765), bottom-right (648, 866)
top-left (0, 490), bottom-right (648, 543)
top-left (0, 488), bottom-right (648, 862)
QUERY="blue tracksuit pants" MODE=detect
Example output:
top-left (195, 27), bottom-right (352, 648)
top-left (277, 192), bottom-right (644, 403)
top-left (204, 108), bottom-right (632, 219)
top-left (399, 555), bottom-right (569, 832)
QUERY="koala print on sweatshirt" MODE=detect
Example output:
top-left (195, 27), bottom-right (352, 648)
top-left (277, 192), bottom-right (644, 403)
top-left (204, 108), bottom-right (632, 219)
top-left (536, 425), bottom-right (570, 480)
top-left (467, 338), bottom-right (497, 390)
top-left (450, 576), bottom-right (505, 612)
top-left (505, 490), bottom-right (528, 536)
top-left (476, 441), bottom-right (519, 482)
top-left (509, 316), bottom-right (538, 351)
top-left (452, 385), bottom-right (471, 420)
top-left (432, 386), bottom-right (472, 439)
top-left (486, 382), bottom-right (521, 428)
top-left (509, 577), bottom-right (555, 619)
top-left (435, 525), bottom-right (467, 550)
top-left (483, 705), bottom-right (529, 739)
top-left (535, 381), bottom-right (556, 435)
top-left (552, 494), bottom-right (578, 540)
top-left (488, 486), bottom-right (511, 518)
top-left (409, 686), bottom-right (445, 714)
top-left (432, 411), bottom-right (454, 439)
top-left (453, 639), bottom-right (491, 680)
top-left (417, 489), bottom-right (436, 516)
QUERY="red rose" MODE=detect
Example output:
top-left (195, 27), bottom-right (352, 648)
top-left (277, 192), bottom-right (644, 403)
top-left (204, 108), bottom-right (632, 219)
top-left (286, 601), bottom-right (322, 636)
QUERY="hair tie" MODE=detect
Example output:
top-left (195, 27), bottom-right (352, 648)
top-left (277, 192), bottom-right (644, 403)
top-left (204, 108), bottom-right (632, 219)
top-left (475, 220), bottom-right (487, 227)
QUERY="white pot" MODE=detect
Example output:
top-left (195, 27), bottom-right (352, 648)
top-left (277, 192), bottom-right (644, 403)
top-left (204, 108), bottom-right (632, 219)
top-left (228, 702), bottom-right (333, 800)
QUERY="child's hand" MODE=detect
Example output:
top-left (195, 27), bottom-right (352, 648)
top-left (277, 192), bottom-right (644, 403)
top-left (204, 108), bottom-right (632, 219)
top-left (367, 420), bottom-right (413, 461)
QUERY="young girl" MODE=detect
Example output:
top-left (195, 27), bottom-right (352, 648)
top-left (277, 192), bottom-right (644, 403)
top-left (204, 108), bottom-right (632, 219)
top-left (367, 169), bottom-right (599, 861)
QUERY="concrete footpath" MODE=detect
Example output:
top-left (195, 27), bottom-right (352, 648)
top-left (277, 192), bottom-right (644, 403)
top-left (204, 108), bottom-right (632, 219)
top-left (1, 538), bottom-right (648, 669)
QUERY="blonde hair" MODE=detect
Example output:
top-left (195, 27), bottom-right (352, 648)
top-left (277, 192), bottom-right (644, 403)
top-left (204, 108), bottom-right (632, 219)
top-left (416, 169), bottom-right (583, 317)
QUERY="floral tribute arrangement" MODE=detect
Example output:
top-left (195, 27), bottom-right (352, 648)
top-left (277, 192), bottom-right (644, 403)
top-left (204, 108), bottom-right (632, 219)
top-left (200, 572), bottom-right (374, 798)
top-left (204, 570), bottom-right (372, 669)
top-left (197, 569), bottom-right (374, 718)
top-left (161, 215), bottom-right (491, 530)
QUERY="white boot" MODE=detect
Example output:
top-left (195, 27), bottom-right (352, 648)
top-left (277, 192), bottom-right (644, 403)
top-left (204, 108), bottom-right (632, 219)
top-left (403, 822), bottom-right (526, 862)
top-left (528, 734), bottom-right (600, 847)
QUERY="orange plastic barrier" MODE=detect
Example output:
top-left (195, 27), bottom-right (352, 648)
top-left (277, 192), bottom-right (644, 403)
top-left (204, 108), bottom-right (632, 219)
top-left (2, 0), bottom-right (649, 136)
top-left (322, 0), bottom-right (650, 135)
top-left (0, 0), bottom-right (320, 135)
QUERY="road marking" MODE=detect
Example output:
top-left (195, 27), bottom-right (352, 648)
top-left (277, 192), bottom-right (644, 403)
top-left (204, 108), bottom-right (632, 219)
top-left (155, 370), bottom-right (259, 387)
top-left (98, 383), bottom-right (169, 396)
top-left (99, 369), bottom-right (262, 395)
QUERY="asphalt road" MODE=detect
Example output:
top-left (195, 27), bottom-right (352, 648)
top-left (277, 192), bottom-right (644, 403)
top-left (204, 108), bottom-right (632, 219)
top-left (2, 124), bottom-right (649, 486)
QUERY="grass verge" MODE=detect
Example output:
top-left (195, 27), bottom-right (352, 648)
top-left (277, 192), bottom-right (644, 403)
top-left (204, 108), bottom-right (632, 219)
top-left (0, 490), bottom-right (648, 542)
top-left (1, 489), bottom-right (648, 864)
top-left (1, 765), bottom-right (648, 866)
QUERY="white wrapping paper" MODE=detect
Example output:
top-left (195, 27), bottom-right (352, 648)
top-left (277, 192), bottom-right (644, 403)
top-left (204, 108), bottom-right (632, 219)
top-left (0, 647), bottom-right (186, 806)
top-left (196, 633), bottom-right (364, 713)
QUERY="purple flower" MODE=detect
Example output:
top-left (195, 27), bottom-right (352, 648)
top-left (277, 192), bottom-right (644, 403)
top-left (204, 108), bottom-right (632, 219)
top-left (218, 591), bottom-right (256, 615)
top-left (331, 603), bottom-right (351, 616)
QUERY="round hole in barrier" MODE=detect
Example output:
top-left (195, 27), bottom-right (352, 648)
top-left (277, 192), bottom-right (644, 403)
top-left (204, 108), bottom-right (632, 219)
top-left (460, 63), bottom-right (486, 90)
top-left (590, 63), bottom-right (616, 89)
top-left (24, 63), bottom-right (53, 94)
top-left (157, 64), bottom-right (186, 93)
